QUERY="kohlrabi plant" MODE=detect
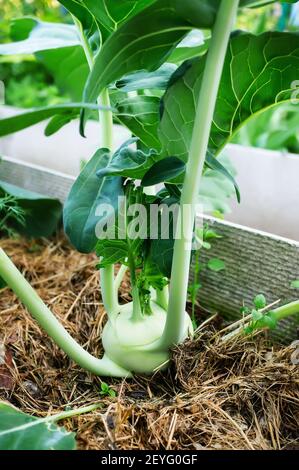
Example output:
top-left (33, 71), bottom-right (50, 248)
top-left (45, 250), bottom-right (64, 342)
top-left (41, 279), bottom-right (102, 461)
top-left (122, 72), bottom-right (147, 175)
top-left (0, 0), bottom-right (299, 378)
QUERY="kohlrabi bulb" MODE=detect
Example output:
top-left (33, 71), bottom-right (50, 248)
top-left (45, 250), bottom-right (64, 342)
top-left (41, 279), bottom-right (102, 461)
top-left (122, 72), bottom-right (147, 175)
top-left (102, 301), bottom-right (192, 374)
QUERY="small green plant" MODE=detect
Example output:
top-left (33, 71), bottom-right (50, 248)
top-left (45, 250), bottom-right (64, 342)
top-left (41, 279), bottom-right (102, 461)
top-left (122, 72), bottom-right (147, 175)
top-left (100, 382), bottom-right (116, 398)
top-left (221, 294), bottom-right (299, 343)
top-left (0, 0), bottom-right (299, 378)
top-left (242, 294), bottom-right (278, 335)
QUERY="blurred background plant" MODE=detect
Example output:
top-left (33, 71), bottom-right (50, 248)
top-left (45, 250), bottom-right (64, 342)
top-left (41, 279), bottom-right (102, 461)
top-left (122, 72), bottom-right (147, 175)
top-left (0, 0), bottom-right (69, 108)
top-left (233, 104), bottom-right (299, 154)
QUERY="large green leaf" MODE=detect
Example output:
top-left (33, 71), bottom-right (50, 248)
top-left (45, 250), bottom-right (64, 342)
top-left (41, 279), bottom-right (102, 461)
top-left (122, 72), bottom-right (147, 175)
top-left (0, 402), bottom-right (75, 451)
top-left (79, 0), bottom-right (214, 133)
top-left (97, 140), bottom-right (160, 180)
top-left (0, 402), bottom-right (100, 450)
top-left (58, 0), bottom-right (102, 53)
top-left (0, 103), bottom-right (109, 137)
top-left (168, 32), bottom-right (210, 64)
top-left (0, 181), bottom-right (62, 238)
top-left (63, 149), bottom-right (123, 254)
top-left (116, 96), bottom-right (161, 150)
top-left (37, 47), bottom-right (89, 101)
top-left (80, 0), bottom-right (283, 132)
top-left (58, 0), bottom-right (94, 31)
top-left (159, 32), bottom-right (299, 162)
top-left (82, 0), bottom-right (156, 33)
top-left (0, 19), bottom-right (80, 55)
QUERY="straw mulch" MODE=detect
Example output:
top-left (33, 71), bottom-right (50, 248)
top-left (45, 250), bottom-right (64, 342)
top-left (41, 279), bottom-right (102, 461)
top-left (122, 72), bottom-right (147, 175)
top-left (0, 236), bottom-right (298, 450)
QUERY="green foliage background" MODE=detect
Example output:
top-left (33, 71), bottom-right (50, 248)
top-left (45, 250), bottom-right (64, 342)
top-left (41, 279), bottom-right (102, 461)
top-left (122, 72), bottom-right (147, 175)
top-left (0, 0), bottom-right (67, 108)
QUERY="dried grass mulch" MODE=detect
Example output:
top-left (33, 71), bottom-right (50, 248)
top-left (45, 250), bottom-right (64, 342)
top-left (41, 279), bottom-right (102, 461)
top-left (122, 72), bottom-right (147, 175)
top-left (0, 236), bottom-right (298, 450)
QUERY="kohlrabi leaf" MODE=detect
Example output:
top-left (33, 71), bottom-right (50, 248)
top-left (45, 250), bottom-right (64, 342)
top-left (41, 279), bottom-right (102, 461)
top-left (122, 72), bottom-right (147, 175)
top-left (116, 96), bottom-right (161, 150)
top-left (147, 196), bottom-right (178, 278)
top-left (0, 103), bottom-right (110, 137)
top-left (37, 47), bottom-right (89, 102)
top-left (0, 181), bottom-right (62, 238)
top-left (199, 154), bottom-right (237, 215)
top-left (44, 113), bottom-right (78, 137)
top-left (168, 30), bottom-right (210, 64)
top-left (58, 0), bottom-right (94, 31)
top-left (0, 402), bottom-right (75, 450)
top-left (168, 39), bottom-right (210, 64)
top-left (139, 150), bottom-right (239, 207)
top-left (141, 157), bottom-right (185, 187)
top-left (159, 32), bottom-right (299, 162)
top-left (80, 0), bottom-right (287, 132)
top-left (63, 149), bottom-right (123, 254)
top-left (205, 152), bottom-right (240, 203)
top-left (115, 63), bottom-right (176, 92)
top-left (81, 0), bottom-right (156, 33)
top-left (97, 141), bottom-right (160, 180)
top-left (96, 239), bottom-right (129, 267)
top-left (0, 19), bottom-right (80, 55)
top-left (57, 0), bottom-right (102, 53)
top-left (80, 0), bottom-right (228, 133)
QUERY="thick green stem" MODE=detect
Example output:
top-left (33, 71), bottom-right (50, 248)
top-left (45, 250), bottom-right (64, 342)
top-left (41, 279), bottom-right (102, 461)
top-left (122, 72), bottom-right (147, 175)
top-left (272, 300), bottom-right (299, 322)
top-left (161, 0), bottom-right (239, 348)
top-left (191, 250), bottom-right (201, 327)
top-left (74, 17), bottom-right (118, 316)
top-left (98, 89), bottom-right (118, 315)
top-left (98, 88), bottom-right (113, 150)
top-left (0, 248), bottom-right (130, 377)
top-left (155, 286), bottom-right (169, 311)
top-left (131, 285), bottom-right (143, 322)
top-left (114, 265), bottom-right (128, 294)
top-left (100, 264), bottom-right (119, 316)
top-left (49, 403), bottom-right (102, 423)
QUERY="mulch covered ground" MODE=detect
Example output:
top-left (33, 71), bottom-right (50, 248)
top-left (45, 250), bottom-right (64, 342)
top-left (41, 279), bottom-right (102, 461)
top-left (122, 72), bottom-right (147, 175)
top-left (0, 236), bottom-right (298, 450)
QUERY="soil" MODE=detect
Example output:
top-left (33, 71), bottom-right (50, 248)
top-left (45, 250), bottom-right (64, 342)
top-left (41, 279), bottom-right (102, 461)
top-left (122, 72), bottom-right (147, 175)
top-left (0, 236), bottom-right (298, 450)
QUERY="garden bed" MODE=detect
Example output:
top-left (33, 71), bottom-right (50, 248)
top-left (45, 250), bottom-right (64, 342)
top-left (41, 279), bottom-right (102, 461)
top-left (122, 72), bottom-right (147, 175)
top-left (1, 236), bottom-right (298, 450)
top-left (1, 0), bottom-right (299, 453)
top-left (2, 156), bottom-right (299, 343)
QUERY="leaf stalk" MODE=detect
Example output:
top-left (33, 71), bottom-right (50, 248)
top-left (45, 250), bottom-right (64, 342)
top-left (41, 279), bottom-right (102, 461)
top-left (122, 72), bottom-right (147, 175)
top-left (161, 0), bottom-right (240, 348)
